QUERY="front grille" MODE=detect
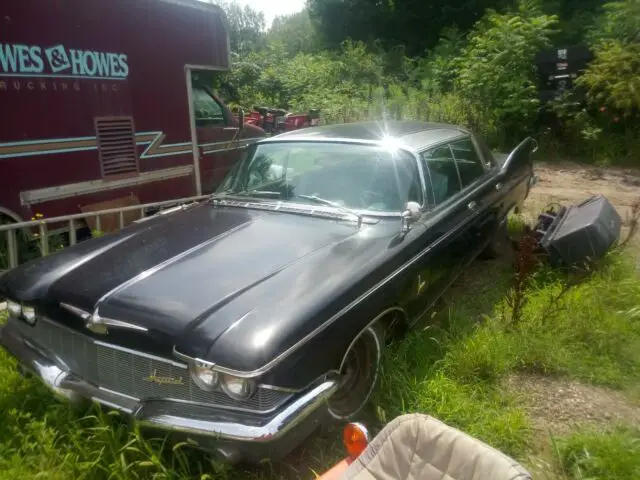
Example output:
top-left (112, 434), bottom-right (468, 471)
top-left (16, 317), bottom-right (291, 413)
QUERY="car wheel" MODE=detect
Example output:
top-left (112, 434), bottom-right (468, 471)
top-left (327, 322), bottom-right (384, 420)
top-left (481, 216), bottom-right (511, 259)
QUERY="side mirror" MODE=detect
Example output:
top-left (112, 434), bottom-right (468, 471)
top-left (401, 201), bottom-right (421, 233)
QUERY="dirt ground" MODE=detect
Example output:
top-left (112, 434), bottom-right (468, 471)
top-left (525, 161), bottom-right (640, 220)
top-left (505, 374), bottom-right (640, 437)
top-left (507, 161), bottom-right (640, 451)
top-left (525, 162), bottom-right (640, 254)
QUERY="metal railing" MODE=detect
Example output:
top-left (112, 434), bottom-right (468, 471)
top-left (0, 194), bottom-right (209, 273)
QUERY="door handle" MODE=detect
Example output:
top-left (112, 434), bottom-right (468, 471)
top-left (467, 201), bottom-right (478, 211)
top-left (495, 182), bottom-right (503, 191)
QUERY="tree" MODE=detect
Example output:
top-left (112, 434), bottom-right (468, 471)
top-left (455, 0), bottom-right (558, 144)
top-left (213, 0), bottom-right (266, 53)
top-left (307, 0), bottom-right (511, 55)
top-left (577, 0), bottom-right (640, 115)
top-left (267, 9), bottom-right (321, 57)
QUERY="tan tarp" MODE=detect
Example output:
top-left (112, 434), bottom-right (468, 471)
top-left (341, 414), bottom-right (531, 480)
top-left (79, 194), bottom-right (142, 234)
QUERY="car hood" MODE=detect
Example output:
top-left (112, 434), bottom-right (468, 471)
top-left (0, 203), bottom-right (366, 345)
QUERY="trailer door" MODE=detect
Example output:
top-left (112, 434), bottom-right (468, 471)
top-left (186, 69), bottom-right (241, 195)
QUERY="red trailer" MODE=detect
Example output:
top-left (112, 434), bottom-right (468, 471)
top-left (237, 106), bottom-right (321, 135)
top-left (0, 0), bottom-right (265, 231)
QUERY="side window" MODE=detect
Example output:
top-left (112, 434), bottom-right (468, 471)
top-left (449, 137), bottom-right (486, 187)
top-left (421, 145), bottom-right (462, 205)
top-left (474, 135), bottom-right (496, 168)
top-left (192, 87), bottom-right (226, 127)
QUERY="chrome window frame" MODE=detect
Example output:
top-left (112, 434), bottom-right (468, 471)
top-left (448, 135), bottom-right (492, 186)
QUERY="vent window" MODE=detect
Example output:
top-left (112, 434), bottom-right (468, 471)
top-left (95, 116), bottom-right (139, 178)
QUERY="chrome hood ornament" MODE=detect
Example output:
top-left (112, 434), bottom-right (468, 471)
top-left (60, 303), bottom-right (148, 335)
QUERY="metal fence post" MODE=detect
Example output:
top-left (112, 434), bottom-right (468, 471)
top-left (39, 223), bottom-right (49, 256)
top-left (6, 230), bottom-right (18, 269)
top-left (69, 219), bottom-right (77, 246)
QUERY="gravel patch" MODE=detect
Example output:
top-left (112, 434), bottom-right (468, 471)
top-left (504, 373), bottom-right (640, 437)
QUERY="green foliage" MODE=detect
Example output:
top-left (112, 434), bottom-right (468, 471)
top-left (455, 1), bottom-right (558, 145)
top-left (555, 427), bottom-right (640, 479)
top-left (267, 9), bottom-right (321, 57)
top-left (213, 0), bottom-right (266, 54)
top-left (578, 0), bottom-right (640, 115)
top-left (579, 41), bottom-right (640, 115)
top-left (307, 0), bottom-right (512, 55)
top-left (542, 0), bottom-right (640, 163)
top-left (587, 0), bottom-right (640, 44)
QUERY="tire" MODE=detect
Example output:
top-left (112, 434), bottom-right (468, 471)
top-left (481, 217), bottom-right (512, 259)
top-left (327, 322), bottom-right (385, 420)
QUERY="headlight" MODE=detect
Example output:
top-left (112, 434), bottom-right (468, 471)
top-left (190, 362), bottom-right (220, 391)
top-left (7, 300), bottom-right (21, 316)
top-left (221, 374), bottom-right (254, 400)
top-left (22, 306), bottom-right (36, 324)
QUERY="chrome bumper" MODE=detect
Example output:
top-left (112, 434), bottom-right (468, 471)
top-left (0, 320), bottom-right (338, 457)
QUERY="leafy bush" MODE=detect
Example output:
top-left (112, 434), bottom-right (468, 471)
top-left (455, 0), bottom-right (558, 146)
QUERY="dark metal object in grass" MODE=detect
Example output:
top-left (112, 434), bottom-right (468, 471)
top-left (534, 195), bottom-right (622, 268)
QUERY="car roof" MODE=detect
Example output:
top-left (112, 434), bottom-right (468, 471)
top-left (259, 121), bottom-right (469, 151)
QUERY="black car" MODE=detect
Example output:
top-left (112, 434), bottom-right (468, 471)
top-left (0, 121), bottom-right (537, 463)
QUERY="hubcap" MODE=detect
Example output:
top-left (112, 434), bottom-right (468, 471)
top-left (328, 327), bottom-right (381, 419)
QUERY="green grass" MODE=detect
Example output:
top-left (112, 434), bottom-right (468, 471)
top-left (554, 427), bottom-right (640, 480)
top-left (0, 246), bottom-right (639, 478)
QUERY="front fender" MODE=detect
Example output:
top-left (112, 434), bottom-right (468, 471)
top-left (261, 298), bottom-right (407, 390)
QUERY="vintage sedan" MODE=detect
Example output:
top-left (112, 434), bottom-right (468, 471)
top-left (0, 121), bottom-right (536, 463)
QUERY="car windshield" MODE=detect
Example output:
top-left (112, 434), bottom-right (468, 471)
top-left (216, 141), bottom-right (424, 213)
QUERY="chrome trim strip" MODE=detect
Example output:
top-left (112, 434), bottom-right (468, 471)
top-left (60, 303), bottom-right (149, 334)
top-left (98, 385), bottom-right (139, 401)
top-left (136, 380), bottom-right (338, 442)
top-left (59, 302), bottom-right (91, 320)
top-left (92, 220), bottom-right (250, 313)
top-left (93, 339), bottom-right (188, 369)
top-left (212, 197), bottom-right (395, 220)
top-left (256, 384), bottom-right (302, 393)
top-left (159, 395), bottom-right (293, 416)
top-left (20, 165), bottom-right (194, 205)
top-left (173, 187), bottom-right (499, 378)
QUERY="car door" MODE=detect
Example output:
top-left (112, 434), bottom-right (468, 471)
top-left (448, 136), bottom-right (500, 261)
top-left (404, 143), bottom-right (467, 323)
top-left (406, 137), bottom-right (497, 323)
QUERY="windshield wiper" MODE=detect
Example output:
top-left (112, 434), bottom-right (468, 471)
top-left (297, 194), bottom-right (363, 229)
top-left (233, 190), bottom-right (281, 197)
